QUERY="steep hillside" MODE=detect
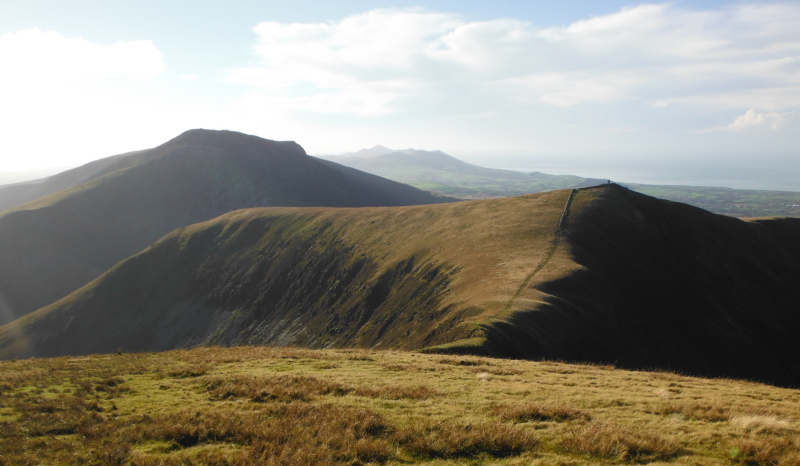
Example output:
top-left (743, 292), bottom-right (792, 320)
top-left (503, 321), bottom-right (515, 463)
top-left (0, 191), bottom-right (569, 357)
top-left (320, 149), bottom-right (603, 198)
top-left (3, 185), bottom-right (800, 387)
top-left (477, 187), bottom-right (800, 387)
top-left (0, 129), bottom-right (452, 325)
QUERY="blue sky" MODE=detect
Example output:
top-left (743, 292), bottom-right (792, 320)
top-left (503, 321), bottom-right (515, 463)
top-left (1, 1), bottom-right (798, 189)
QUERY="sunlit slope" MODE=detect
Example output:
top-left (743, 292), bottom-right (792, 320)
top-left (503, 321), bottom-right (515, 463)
top-left (0, 129), bottom-right (453, 325)
top-left (482, 186), bottom-right (800, 387)
top-left (3, 185), bottom-right (800, 387)
top-left (0, 190), bottom-right (570, 359)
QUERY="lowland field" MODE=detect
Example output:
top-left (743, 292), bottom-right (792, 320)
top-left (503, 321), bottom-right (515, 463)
top-left (1, 347), bottom-right (799, 465)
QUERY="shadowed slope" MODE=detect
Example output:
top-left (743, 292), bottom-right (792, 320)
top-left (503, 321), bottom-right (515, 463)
top-left (0, 129), bottom-right (453, 325)
top-left (3, 186), bottom-right (800, 387)
top-left (481, 186), bottom-right (800, 387)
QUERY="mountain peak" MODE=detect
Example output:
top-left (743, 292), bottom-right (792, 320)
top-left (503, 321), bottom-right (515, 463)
top-left (332, 145), bottom-right (395, 158)
top-left (162, 129), bottom-right (306, 158)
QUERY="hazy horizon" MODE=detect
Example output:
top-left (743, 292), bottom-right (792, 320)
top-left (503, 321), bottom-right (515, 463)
top-left (1, 0), bottom-right (797, 190)
top-left (2, 139), bottom-right (798, 192)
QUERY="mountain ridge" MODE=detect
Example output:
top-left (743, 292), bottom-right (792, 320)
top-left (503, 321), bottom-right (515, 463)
top-left (3, 185), bottom-right (799, 387)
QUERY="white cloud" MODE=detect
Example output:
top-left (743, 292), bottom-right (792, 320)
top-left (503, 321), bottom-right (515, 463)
top-left (0, 29), bottom-right (170, 171)
top-left (0, 28), bottom-right (163, 83)
top-left (725, 109), bottom-right (789, 130)
top-left (230, 3), bottom-right (800, 118)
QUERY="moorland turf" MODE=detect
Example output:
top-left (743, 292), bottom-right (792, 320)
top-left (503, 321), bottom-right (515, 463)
top-left (1, 347), bottom-right (799, 465)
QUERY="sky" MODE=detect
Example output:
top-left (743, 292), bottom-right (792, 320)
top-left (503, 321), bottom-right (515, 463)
top-left (1, 0), bottom-right (798, 189)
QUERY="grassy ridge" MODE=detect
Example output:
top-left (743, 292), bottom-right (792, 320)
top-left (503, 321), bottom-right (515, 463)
top-left (1, 347), bottom-right (799, 465)
top-left (3, 186), bottom-right (800, 387)
top-left (0, 190), bottom-right (569, 359)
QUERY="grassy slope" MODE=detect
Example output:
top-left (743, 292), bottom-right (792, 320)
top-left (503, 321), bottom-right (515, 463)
top-left (1, 347), bottom-right (799, 465)
top-left (0, 190), bottom-right (569, 358)
top-left (3, 185), bottom-right (800, 388)
top-left (0, 129), bottom-right (452, 325)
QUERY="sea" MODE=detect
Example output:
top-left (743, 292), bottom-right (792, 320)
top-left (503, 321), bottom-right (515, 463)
top-left (494, 160), bottom-right (800, 193)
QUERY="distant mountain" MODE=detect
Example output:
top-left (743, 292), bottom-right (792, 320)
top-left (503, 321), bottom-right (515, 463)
top-left (4, 185), bottom-right (800, 388)
top-left (0, 129), bottom-right (454, 325)
top-left (320, 147), bottom-right (800, 218)
top-left (331, 145), bottom-right (394, 159)
top-left (319, 149), bottom-right (604, 199)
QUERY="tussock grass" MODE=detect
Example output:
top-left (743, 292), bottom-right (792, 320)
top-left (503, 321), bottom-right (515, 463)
top-left (493, 402), bottom-right (590, 423)
top-left (560, 422), bottom-right (682, 462)
top-left (12, 394), bottom-right (104, 437)
top-left (355, 384), bottom-right (436, 400)
top-left (393, 420), bottom-right (538, 459)
top-left (729, 436), bottom-right (800, 465)
top-left (163, 363), bottom-right (209, 379)
top-left (1, 347), bottom-right (799, 464)
top-left (656, 400), bottom-right (730, 421)
top-left (731, 414), bottom-right (795, 434)
top-left (203, 374), bottom-right (350, 402)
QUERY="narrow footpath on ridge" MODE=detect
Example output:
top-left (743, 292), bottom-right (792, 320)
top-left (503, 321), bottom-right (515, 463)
top-left (487, 188), bottom-right (578, 323)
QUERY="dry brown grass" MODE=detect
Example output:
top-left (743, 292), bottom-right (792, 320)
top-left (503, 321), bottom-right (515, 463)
top-left (731, 414), bottom-right (795, 434)
top-left (354, 384), bottom-right (436, 400)
top-left (729, 436), bottom-right (800, 465)
top-left (656, 400), bottom-right (730, 421)
top-left (162, 363), bottom-right (209, 379)
top-left (203, 374), bottom-right (350, 402)
top-left (1, 347), bottom-right (799, 465)
top-left (393, 419), bottom-right (538, 459)
top-left (560, 422), bottom-right (682, 462)
top-left (493, 402), bottom-right (590, 423)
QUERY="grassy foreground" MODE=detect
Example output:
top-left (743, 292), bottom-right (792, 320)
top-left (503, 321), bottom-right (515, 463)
top-left (1, 347), bottom-right (799, 465)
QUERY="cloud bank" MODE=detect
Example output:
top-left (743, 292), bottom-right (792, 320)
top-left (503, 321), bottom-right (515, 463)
top-left (232, 3), bottom-right (800, 126)
top-left (0, 28), bottom-right (163, 83)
